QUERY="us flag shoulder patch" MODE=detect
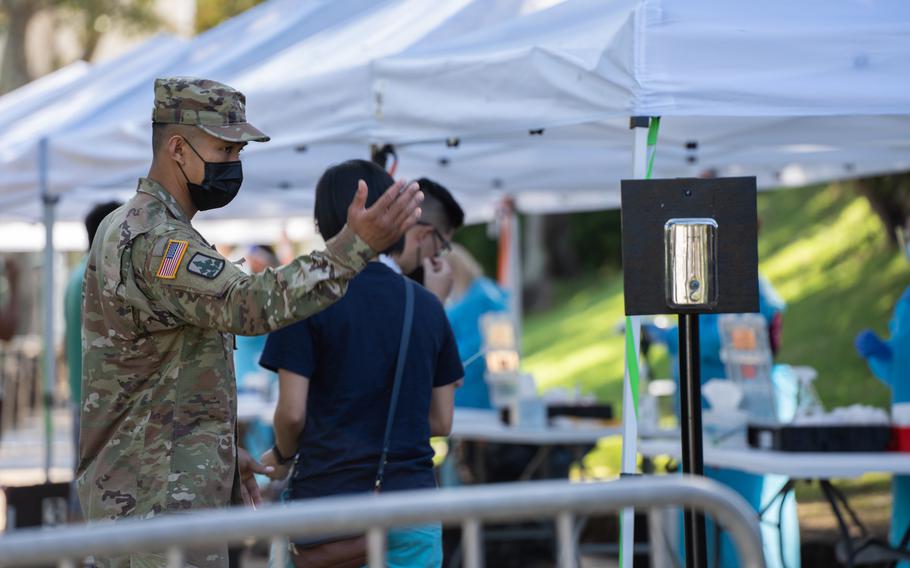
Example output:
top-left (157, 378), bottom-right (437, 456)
top-left (156, 239), bottom-right (189, 279)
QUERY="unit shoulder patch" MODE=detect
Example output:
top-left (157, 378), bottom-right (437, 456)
top-left (186, 252), bottom-right (225, 279)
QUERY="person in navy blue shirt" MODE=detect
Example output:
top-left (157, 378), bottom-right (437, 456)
top-left (259, 159), bottom-right (463, 567)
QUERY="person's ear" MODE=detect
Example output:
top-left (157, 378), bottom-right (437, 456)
top-left (167, 135), bottom-right (186, 166)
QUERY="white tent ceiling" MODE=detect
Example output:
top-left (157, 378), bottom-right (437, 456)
top-left (0, 0), bottom-right (558, 223)
top-left (0, 0), bottom-right (908, 225)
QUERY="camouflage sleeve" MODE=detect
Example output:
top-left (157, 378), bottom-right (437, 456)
top-left (133, 224), bottom-right (374, 335)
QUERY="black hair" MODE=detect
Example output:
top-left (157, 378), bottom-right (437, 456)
top-left (151, 122), bottom-right (170, 158)
top-left (151, 122), bottom-right (196, 158)
top-left (416, 178), bottom-right (464, 232)
top-left (251, 244), bottom-right (277, 258)
top-left (85, 201), bottom-right (123, 249)
top-left (314, 159), bottom-right (404, 254)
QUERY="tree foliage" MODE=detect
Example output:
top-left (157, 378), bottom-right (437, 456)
top-left (60, 0), bottom-right (160, 61)
top-left (0, 0), bottom-right (159, 94)
top-left (856, 173), bottom-right (910, 246)
top-left (195, 0), bottom-right (265, 33)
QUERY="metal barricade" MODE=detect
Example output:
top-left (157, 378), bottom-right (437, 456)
top-left (0, 476), bottom-right (765, 568)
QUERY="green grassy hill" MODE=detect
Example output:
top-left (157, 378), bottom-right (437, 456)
top-left (523, 181), bottom-right (907, 412)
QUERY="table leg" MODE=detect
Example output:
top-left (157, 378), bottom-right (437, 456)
top-left (571, 446), bottom-right (586, 478)
top-left (821, 480), bottom-right (856, 568)
top-left (826, 481), bottom-right (869, 537)
top-left (476, 442), bottom-right (487, 484)
top-left (816, 479), bottom-right (910, 568)
top-left (519, 447), bottom-right (552, 481)
top-left (759, 479), bottom-right (795, 519)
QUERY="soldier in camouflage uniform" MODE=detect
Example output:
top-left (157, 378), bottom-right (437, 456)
top-left (78, 77), bottom-right (423, 567)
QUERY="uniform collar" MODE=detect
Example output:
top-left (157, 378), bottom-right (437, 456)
top-left (136, 177), bottom-right (190, 223)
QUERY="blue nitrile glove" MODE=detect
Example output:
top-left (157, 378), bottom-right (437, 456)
top-left (855, 329), bottom-right (892, 360)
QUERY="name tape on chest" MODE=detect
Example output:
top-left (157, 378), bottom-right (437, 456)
top-left (187, 252), bottom-right (225, 279)
top-left (156, 240), bottom-right (189, 279)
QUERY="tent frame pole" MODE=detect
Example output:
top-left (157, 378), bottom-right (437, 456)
top-left (619, 117), bottom-right (650, 568)
top-left (508, 199), bottom-right (522, 351)
top-left (39, 136), bottom-right (57, 482)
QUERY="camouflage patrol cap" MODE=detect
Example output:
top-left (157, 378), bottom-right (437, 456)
top-left (152, 77), bottom-right (269, 143)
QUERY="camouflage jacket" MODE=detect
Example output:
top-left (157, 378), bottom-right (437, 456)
top-left (78, 178), bottom-right (372, 534)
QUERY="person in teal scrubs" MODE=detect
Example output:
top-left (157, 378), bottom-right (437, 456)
top-left (855, 229), bottom-right (910, 567)
top-left (445, 245), bottom-right (508, 410)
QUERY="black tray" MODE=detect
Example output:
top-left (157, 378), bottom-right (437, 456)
top-left (500, 403), bottom-right (614, 425)
top-left (748, 423), bottom-right (892, 452)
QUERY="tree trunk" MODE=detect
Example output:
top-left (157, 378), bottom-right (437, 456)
top-left (855, 174), bottom-right (910, 246)
top-left (545, 213), bottom-right (581, 278)
top-left (0, 0), bottom-right (39, 95)
top-left (81, 29), bottom-right (101, 62)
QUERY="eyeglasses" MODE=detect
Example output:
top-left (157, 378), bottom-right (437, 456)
top-left (416, 221), bottom-right (452, 256)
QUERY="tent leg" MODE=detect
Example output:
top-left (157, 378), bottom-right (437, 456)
top-left (496, 198), bottom-right (522, 352)
top-left (508, 201), bottom-right (522, 349)
top-left (619, 117), bottom-right (650, 568)
top-left (39, 137), bottom-right (57, 482)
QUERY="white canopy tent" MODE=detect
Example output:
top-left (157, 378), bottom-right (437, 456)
top-left (0, 0), bottom-right (555, 223)
top-left (0, 60), bottom-right (90, 133)
top-left (373, 0), bottom-right (910, 131)
top-left (362, 0), bottom-right (910, 214)
top-left (2, 0), bottom-right (909, 223)
top-left (0, 34), bottom-right (186, 222)
top-left (4, 0), bottom-right (907, 224)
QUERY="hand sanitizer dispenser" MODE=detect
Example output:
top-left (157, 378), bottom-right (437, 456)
top-left (665, 218), bottom-right (718, 309)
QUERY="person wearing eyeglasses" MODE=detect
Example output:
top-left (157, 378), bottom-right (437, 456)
top-left (387, 178), bottom-right (463, 301)
top-left (259, 161), bottom-right (463, 567)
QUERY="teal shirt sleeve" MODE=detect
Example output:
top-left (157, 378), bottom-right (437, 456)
top-left (64, 258), bottom-right (88, 404)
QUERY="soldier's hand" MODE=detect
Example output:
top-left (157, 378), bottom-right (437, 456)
top-left (347, 179), bottom-right (423, 252)
top-left (259, 448), bottom-right (292, 481)
top-left (238, 447), bottom-right (273, 509)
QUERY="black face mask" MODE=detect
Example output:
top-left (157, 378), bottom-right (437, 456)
top-left (178, 139), bottom-right (243, 211)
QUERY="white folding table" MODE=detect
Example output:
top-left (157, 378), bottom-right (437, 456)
top-left (639, 438), bottom-right (910, 567)
top-left (449, 408), bottom-right (620, 481)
